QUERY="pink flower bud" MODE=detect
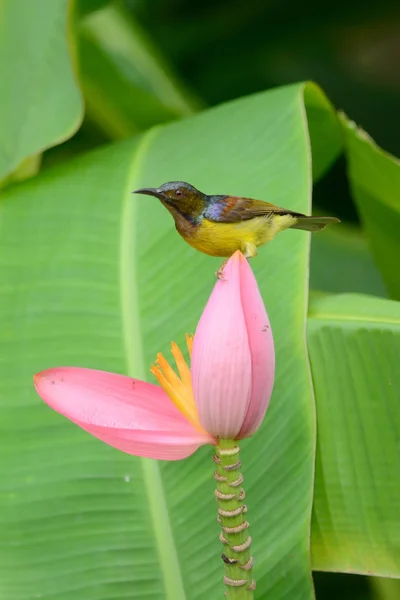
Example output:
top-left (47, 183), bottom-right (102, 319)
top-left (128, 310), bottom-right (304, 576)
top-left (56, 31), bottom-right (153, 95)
top-left (191, 252), bottom-right (275, 439)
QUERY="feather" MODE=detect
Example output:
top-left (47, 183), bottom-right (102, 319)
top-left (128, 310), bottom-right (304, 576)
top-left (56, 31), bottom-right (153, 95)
top-left (290, 216), bottom-right (340, 232)
top-left (204, 195), bottom-right (304, 223)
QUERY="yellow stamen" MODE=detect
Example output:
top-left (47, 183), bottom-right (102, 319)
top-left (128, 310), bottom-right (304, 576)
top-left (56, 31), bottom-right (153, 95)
top-left (170, 342), bottom-right (192, 389)
top-left (150, 339), bottom-right (205, 433)
top-left (186, 333), bottom-right (194, 357)
top-left (155, 352), bottom-right (188, 399)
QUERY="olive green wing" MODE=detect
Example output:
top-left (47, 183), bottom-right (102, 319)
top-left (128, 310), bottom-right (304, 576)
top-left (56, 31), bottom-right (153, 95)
top-left (209, 195), bottom-right (304, 223)
top-left (206, 195), bottom-right (340, 232)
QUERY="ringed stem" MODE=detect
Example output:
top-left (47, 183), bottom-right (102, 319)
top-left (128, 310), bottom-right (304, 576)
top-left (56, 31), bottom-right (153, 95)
top-left (214, 439), bottom-right (254, 599)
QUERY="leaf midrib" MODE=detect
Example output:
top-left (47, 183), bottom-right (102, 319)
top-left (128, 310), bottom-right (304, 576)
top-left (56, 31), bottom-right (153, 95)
top-left (301, 83), bottom-right (318, 600)
top-left (120, 127), bottom-right (187, 600)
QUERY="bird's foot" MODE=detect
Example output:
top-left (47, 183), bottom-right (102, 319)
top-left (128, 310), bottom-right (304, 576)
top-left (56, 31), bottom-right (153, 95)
top-left (216, 260), bottom-right (228, 280)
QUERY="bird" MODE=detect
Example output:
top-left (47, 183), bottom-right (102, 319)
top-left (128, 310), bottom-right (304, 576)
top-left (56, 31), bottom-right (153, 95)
top-left (134, 181), bottom-right (340, 264)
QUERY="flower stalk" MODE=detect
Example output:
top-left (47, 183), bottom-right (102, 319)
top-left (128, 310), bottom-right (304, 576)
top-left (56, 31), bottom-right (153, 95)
top-left (214, 439), bottom-right (254, 599)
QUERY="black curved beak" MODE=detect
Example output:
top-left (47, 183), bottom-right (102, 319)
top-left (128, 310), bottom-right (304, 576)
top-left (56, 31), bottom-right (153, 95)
top-left (133, 187), bottom-right (165, 200)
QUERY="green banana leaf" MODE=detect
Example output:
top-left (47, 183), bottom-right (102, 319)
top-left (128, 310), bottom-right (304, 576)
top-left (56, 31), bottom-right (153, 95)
top-left (372, 577), bottom-right (400, 600)
top-left (310, 223), bottom-right (386, 297)
top-left (309, 294), bottom-right (400, 577)
top-left (0, 0), bottom-right (83, 183)
top-left (341, 114), bottom-right (400, 300)
top-left (78, 3), bottom-right (200, 139)
top-left (0, 83), bottom-right (338, 600)
top-left (76, 0), bottom-right (112, 18)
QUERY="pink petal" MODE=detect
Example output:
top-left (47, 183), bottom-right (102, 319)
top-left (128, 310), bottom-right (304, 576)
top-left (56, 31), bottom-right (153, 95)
top-left (34, 367), bottom-right (214, 460)
top-left (191, 254), bottom-right (253, 438)
top-left (237, 254), bottom-right (275, 438)
top-left (191, 252), bottom-right (274, 439)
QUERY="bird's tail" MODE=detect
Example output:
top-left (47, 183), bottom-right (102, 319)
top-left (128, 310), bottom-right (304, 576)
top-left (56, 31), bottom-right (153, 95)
top-left (290, 215), bottom-right (340, 232)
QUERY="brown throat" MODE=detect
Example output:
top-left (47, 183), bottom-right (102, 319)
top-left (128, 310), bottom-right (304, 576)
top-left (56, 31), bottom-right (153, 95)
top-left (161, 200), bottom-right (200, 237)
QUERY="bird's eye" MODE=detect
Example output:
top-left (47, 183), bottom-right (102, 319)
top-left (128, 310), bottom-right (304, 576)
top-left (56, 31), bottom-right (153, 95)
top-left (175, 189), bottom-right (183, 197)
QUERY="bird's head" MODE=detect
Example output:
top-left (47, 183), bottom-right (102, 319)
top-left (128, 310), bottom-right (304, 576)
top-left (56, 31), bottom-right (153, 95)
top-left (133, 181), bottom-right (207, 223)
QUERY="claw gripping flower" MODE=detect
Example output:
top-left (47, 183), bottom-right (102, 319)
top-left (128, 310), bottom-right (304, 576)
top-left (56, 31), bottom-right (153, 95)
top-left (34, 250), bottom-right (275, 598)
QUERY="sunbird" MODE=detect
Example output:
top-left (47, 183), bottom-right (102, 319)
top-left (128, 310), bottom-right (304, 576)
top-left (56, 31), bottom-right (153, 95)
top-left (134, 181), bottom-right (340, 260)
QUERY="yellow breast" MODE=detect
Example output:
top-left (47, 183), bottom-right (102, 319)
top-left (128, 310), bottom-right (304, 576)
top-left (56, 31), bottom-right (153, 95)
top-left (182, 214), bottom-right (297, 257)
